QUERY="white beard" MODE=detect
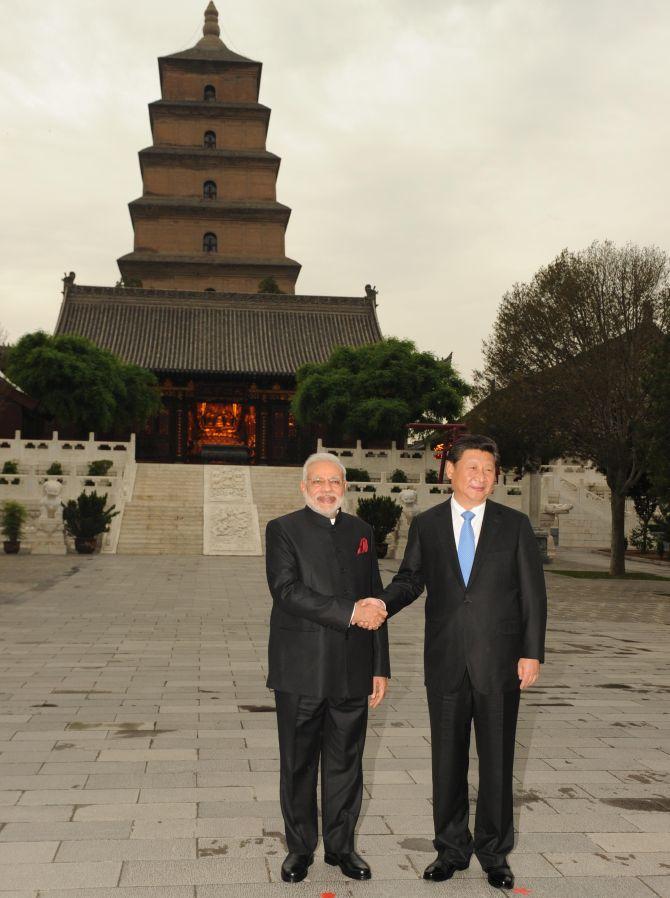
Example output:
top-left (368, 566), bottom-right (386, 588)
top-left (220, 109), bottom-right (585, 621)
top-left (304, 493), bottom-right (344, 519)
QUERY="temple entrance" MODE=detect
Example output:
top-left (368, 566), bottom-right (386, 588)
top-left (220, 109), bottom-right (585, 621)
top-left (188, 401), bottom-right (256, 463)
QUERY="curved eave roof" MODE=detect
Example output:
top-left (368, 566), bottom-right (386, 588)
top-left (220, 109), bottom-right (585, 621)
top-left (55, 285), bottom-right (383, 377)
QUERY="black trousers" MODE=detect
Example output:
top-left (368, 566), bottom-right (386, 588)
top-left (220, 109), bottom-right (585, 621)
top-left (274, 690), bottom-right (368, 855)
top-left (427, 671), bottom-right (520, 870)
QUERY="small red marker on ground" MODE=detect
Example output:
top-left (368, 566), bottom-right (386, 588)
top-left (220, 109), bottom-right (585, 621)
top-left (321, 893), bottom-right (336, 898)
top-left (513, 889), bottom-right (532, 895)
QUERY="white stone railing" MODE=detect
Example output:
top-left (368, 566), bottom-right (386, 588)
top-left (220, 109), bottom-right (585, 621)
top-left (0, 432), bottom-right (136, 554)
top-left (317, 438), bottom-right (439, 475)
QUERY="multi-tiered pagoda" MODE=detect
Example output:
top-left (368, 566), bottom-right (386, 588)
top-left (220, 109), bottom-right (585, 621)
top-left (55, 4), bottom-right (382, 465)
top-left (117, 2), bottom-right (301, 294)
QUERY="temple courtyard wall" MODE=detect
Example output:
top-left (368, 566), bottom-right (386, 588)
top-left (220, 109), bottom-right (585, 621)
top-left (0, 549), bottom-right (668, 896)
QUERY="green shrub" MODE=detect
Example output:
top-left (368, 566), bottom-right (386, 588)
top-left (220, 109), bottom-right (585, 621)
top-left (362, 484), bottom-right (377, 492)
top-left (46, 462), bottom-right (63, 476)
top-left (389, 468), bottom-right (408, 483)
top-left (430, 486), bottom-right (441, 494)
top-left (346, 467), bottom-right (370, 482)
top-left (356, 495), bottom-right (402, 546)
top-left (390, 486), bottom-right (402, 493)
top-left (62, 491), bottom-right (119, 539)
top-left (425, 469), bottom-right (439, 484)
top-left (2, 461), bottom-right (18, 475)
top-left (87, 459), bottom-right (113, 477)
top-left (1, 501), bottom-right (28, 542)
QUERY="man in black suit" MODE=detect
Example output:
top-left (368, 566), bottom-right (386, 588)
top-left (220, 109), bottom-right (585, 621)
top-left (382, 434), bottom-right (547, 890)
top-left (266, 452), bottom-right (390, 884)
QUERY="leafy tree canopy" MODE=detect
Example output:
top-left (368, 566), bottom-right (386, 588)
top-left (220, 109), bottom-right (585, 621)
top-left (292, 338), bottom-right (469, 443)
top-left (472, 240), bottom-right (670, 574)
top-left (6, 331), bottom-right (161, 434)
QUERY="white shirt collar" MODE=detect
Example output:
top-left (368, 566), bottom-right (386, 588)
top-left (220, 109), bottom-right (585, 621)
top-left (451, 496), bottom-right (487, 519)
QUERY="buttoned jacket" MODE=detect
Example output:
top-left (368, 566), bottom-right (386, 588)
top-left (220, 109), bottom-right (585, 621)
top-left (266, 506), bottom-right (391, 698)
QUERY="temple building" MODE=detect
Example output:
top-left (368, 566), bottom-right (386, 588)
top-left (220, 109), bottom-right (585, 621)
top-left (55, 3), bottom-right (382, 465)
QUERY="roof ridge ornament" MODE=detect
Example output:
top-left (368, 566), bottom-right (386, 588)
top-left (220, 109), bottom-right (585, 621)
top-left (203, 2), bottom-right (220, 39)
top-left (195, 1), bottom-right (225, 49)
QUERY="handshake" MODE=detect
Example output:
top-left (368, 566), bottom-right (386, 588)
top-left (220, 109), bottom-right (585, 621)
top-left (352, 597), bottom-right (387, 630)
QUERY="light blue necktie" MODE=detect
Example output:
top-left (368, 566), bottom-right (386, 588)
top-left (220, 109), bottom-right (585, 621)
top-left (458, 510), bottom-right (476, 585)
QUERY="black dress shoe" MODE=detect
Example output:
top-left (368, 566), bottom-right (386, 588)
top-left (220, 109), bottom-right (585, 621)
top-left (324, 850), bottom-right (371, 879)
top-left (280, 852), bottom-right (313, 883)
top-left (486, 864), bottom-right (514, 889)
top-left (423, 856), bottom-right (469, 881)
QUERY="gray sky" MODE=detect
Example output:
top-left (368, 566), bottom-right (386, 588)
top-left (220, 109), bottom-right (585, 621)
top-left (2, 0), bottom-right (670, 380)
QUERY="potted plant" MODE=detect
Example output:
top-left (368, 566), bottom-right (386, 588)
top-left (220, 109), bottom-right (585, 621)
top-left (87, 459), bottom-right (113, 476)
top-left (345, 467), bottom-right (370, 482)
top-left (356, 495), bottom-right (402, 559)
top-left (425, 469), bottom-right (439, 484)
top-left (1, 460), bottom-right (21, 485)
top-left (46, 462), bottom-right (63, 476)
top-left (1, 500), bottom-right (28, 553)
top-left (389, 468), bottom-right (409, 483)
top-left (62, 490), bottom-right (119, 554)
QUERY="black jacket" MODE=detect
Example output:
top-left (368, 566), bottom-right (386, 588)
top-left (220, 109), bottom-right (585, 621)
top-left (266, 506), bottom-right (391, 698)
top-left (383, 499), bottom-right (546, 694)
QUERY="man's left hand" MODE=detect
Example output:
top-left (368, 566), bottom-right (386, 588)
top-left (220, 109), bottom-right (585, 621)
top-left (369, 676), bottom-right (388, 709)
top-left (518, 658), bottom-right (540, 689)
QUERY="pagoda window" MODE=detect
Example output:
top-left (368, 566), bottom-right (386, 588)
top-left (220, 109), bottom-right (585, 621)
top-left (204, 130), bottom-right (216, 148)
top-left (204, 84), bottom-right (216, 101)
top-left (203, 180), bottom-right (217, 199)
top-left (203, 232), bottom-right (217, 253)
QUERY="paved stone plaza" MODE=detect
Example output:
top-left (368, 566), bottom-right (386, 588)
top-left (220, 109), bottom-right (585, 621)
top-left (0, 550), bottom-right (668, 898)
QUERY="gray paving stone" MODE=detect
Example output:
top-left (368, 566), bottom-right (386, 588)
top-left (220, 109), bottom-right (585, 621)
top-left (0, 822), bottom-right (132, 842)
top-left (37, 890), bottom-right (194, 898)
top-left (547, 851), bottom-right (670, 876)
top-left (55, 839), bottom-right (196, 862)
top-left (73, 803), bottom-right (196, 822)
top-left (0, 860), bottom-right (121, 889)
top-left (119, 858), bottom-right (268, 885)
top-left (0, 840), bottom-right (59, 862)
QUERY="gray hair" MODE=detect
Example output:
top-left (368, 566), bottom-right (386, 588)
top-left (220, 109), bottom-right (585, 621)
top-left (302, 452), bottom-right (347, 482)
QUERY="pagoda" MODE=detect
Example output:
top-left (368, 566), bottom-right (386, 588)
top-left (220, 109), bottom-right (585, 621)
top-left (54, 5), bottom-right (382, 466)
top-left (117, 2), bottom-right (301, 294)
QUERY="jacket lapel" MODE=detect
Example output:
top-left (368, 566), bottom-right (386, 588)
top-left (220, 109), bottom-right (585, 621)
top-left (441, 498), bottom-right (466, 590)
top-left (467, 499), bottom-right (502, 589)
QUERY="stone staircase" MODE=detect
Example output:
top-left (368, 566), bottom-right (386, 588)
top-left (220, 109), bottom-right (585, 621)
top-left (249, 467), bottom-right (304, 550)
top-left (116, 463), bottom-right (305, 554)
top-left (116, 463), bottom-right (204, 555)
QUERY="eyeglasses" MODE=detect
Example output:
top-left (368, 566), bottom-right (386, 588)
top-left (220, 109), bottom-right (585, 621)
top-left (306, 477), bottom-right (345, 488)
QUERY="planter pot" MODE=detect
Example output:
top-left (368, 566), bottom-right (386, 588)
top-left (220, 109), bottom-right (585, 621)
top-left (376, 542), bottom-right (388, 559)
top-left (3, 540), bottom-right (20, 554)
top-left (74, 537), bottom-right (97, 554)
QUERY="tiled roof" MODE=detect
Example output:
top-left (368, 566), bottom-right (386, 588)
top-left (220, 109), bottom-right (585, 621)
top-left (55, 285), bottom-right (383, 377)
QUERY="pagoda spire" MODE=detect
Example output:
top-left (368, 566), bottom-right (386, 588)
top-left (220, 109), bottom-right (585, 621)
top-left (196, 2), bottom-right (224, 49)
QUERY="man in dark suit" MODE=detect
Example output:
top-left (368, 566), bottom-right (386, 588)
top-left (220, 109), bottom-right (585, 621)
top-left (382, 434), bottom-right (547, 890)
top-left (266, 452), bottom-right (390, 884)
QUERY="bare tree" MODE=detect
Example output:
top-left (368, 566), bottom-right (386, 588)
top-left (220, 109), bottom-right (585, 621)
top-left (475, 241), bottom-right (670, 575)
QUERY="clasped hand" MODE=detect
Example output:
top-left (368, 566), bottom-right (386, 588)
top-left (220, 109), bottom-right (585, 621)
top-left (352, 597), bottom-right (387, 630)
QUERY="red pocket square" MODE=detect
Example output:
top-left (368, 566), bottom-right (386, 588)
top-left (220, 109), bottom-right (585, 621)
top-left (356, 537), bottom-right (369, 555)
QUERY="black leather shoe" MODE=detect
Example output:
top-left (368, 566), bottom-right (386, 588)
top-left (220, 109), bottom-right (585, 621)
top-left (280, 852), bottom-right (313, 883)
top-left (324, 850), bottom-right (371, 880)
top-left (423, 856), bottom-right (469, 881)
top-left (486, 864), bottom-right (514, 889)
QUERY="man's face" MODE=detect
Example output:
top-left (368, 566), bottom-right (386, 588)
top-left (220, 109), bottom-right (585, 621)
top-left (446, 449), bottom-right (497, 509)
top-left (301, 460), bottom-right (346, 518)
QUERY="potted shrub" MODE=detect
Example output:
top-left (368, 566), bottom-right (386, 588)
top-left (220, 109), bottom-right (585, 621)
top-left (425, 469), bottom-right (439, 484)
top-left (1, 460), bottom-right (20, 485)
top-left (356, 495), bottom-right (402, 559)
top-left (87, 459), bottom-right (113, 477)
top-left (345, 467), bottom-right (370, 482)
top-left (62, 490), bottom-right (119, 554)
top-left (389, 468), bottom-right (408, 483)
top-left (1, 500), bottom-right (28, 553)
top-left (46, 462), bottom-right (63, 476)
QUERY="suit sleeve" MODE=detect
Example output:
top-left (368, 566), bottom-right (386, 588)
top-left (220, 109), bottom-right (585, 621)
top-left (265, 519), bottom-right (354, 632)
top-left (517, 515), bottom-right (548, 662)
top-left (381, 515), bottom-right (426, 617)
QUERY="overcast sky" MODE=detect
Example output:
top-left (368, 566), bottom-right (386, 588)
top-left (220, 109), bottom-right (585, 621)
top-left (2, 0), bottom-right (670, 379)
